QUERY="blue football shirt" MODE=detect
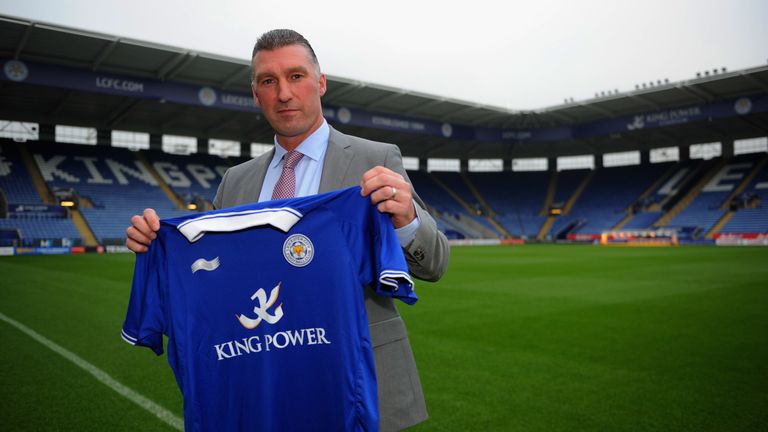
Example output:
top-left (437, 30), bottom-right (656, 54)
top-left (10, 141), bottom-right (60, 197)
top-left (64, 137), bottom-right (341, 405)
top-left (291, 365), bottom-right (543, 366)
top-left (121, 186), bottom-right (416, 432)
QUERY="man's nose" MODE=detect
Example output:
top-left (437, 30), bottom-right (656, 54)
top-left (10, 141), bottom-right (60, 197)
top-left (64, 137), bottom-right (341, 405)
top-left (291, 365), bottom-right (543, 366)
top-left (277, 82), bottom-right (292, 102)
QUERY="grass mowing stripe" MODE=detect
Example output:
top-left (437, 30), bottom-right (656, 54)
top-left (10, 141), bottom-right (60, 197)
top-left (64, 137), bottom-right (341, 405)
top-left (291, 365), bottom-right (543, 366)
top-left (0, 311), bottom-right (184, 431)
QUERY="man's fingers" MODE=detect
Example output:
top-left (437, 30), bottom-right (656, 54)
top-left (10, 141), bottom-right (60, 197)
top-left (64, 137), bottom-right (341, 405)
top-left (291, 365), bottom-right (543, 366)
top-left (131, 214), bottom-right (157, 239)
top-left (376, 198), bottom-right (416, 229)
top-left (125, 208), bottom-right (160, 254)
top-left (126, 226), bottom-right (153, 246)
top-left (376, 199), bottom-right (405, 214)
top-left (125, 237), bottom-right (148, 253)
top-left (360, 167), bottom-right (405, 196)
top-left (369, 183), bottom-right (412, 205)
top-left (362, 174), bottom-right (409, 199)
top-left (143, 208), bottom-right (161, 232)
top-left (361, 166), bottom-right (404, 184)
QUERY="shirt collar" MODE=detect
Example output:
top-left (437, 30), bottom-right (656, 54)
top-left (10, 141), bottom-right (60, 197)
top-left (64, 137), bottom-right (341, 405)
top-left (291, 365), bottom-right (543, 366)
top-left (271, 119), bottom-right (329, 168)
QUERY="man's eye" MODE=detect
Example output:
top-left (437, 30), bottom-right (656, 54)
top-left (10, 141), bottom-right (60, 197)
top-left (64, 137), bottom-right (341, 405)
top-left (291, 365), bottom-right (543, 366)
top-left (261, 78), bottom-right (274, 85)
top-left (291, 74), bottom-right (303, 80)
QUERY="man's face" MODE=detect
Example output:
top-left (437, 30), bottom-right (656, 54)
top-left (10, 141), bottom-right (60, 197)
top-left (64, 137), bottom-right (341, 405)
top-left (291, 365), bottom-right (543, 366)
top-left (251, 45), bottom-right (327, 146)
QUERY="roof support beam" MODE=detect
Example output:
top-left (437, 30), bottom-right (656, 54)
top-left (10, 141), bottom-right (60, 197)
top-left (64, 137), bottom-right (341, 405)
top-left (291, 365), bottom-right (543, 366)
top-left (322, 82), bottom-right (365, 104)
top-left (673, 84), bottom-right (707, 104)
top-left (545, 110), bottom-right (576, 124)
top-left (157, 52), bottom-right (186, 79)
top-left (738, 71), bottom-right (768, 92)
top-left (158, 52), bottom-right (196, 81)
top-left (205, 111), bottom-right (239, 133)
top-left (160, 105), bottom-right (192, 130)
top-left (92, 39), bottom-right (119, 71)
top-left (207, 114), bottom-right (245, 134)
top-left (222, 67), bottom-right (251, 89)
top-left (470, 111), bottom-right (508, 126)
top-left (49, 91), bottom-right (73, 116)
top-left (364, 91), bottom-right (408, 110)
top-left (627, 94), bottom-right (661, 111)
top-left (577, 102), bottom-right (614, 118)
top-left (423, 141), bottom-right (452, 158)
top-left (679, 84), bottom-right (715, 103)
top-left (14, 23), bottom-right (35, 59)
top-left (402, 98), bottom-right (449, 115)
top-left (106, 99), bottom-right (142, 126)
top-left (443, 105), bottom-right (482, 122)
top-left (736, 115), bottom-right (768, 134)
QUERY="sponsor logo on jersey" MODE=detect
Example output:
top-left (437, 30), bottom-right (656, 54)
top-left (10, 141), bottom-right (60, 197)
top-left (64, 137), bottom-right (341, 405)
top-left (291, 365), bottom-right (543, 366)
top-left (283, 234), bottom-right (314, 267)
top-left (213, 281), bottom-right (332, 360)
top-left (237, 283), bottom-right (284, 329)
top-left (213, 327), bottom-right (331, 361)
top-left (191, 257), bottom-right (220, 273)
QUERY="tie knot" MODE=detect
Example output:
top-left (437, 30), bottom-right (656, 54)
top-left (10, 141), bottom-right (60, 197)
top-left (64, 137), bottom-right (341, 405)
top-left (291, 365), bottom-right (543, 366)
top-left (283, 151), bottom-right (303, 170)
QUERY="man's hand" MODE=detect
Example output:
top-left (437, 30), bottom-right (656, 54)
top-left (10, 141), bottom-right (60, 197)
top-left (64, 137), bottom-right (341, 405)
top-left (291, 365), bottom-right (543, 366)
top-left (360, 166), bottom-right (416, 229)
top-left (125, 208), bottom-right (160, 253)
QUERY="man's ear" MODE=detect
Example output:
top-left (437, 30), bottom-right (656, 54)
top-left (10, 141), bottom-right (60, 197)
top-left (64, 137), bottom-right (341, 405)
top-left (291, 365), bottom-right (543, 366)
top-left (318, 74), bottom-right (327, 97)
top-left (251, 84), bottom-right (261, 108)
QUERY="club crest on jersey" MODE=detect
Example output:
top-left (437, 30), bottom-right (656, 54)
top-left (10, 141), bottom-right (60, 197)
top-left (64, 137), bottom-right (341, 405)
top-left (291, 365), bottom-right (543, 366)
top-left (237, 282), bottom-right (284, 329)
top-left (283, 234), bottom-right (314, 267)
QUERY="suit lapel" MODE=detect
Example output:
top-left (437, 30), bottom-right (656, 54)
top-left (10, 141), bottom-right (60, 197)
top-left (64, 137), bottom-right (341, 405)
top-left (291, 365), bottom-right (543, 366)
top-left (319, 127), bottom-right (355, 193)
top-left (250, 148), bottom-right (274, 202)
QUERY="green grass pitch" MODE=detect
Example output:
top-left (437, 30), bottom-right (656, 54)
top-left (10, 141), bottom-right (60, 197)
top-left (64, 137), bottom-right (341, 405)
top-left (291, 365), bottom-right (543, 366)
top-left (1, 245), bottom-right (766, 431)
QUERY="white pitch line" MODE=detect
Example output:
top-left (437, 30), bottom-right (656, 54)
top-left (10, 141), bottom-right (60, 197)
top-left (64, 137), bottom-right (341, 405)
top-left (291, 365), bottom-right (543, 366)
top-left (0, 311), bottom-right (184, 431)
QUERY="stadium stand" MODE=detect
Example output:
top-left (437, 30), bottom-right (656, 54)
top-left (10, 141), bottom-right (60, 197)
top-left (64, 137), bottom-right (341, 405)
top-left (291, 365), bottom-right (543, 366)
top-left (143, 151), bottom-right (231, 205)
top-left (0, 140), bottom-right (80, 245)
top-left (3, 136), bottom-right (768, 247)
top-left (469, 171), bottom-right (549, 238)
top-left (429, 172), bottom-right (503, 236)
top-left (547, 169), bottom-right (592, 238)
top-left (407, 170), bottom-right (485, 239)
top-left (569, 163), bottom-right (671, 234)
top-left (25, 141), bottom-right (191, 244)
top-left (721, 155), bottom-right (768, 233)
top-left (0, 140), bottom-right (44, 205)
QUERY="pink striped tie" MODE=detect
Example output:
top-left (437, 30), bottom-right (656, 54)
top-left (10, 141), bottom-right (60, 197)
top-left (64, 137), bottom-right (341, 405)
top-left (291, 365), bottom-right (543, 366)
top-left (271, 151), bottom-right (304, 200)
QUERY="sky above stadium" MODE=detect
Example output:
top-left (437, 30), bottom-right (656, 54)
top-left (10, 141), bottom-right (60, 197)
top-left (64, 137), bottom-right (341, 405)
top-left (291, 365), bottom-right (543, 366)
top-left (1, 0), bottom-right (766, 111)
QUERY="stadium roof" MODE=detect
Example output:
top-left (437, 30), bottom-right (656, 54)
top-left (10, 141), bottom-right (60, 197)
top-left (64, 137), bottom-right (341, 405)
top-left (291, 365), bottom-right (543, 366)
top-left (1, 13), bottom-right (767, 159)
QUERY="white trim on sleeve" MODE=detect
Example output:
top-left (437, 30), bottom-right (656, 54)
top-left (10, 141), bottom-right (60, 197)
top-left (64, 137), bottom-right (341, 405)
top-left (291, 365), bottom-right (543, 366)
top-left (121, 329), bottom-right (137, 346)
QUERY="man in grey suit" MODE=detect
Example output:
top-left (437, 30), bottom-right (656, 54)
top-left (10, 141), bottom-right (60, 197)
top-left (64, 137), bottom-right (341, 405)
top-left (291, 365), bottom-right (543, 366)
top-left (126, 29), bottom-right (449, 431)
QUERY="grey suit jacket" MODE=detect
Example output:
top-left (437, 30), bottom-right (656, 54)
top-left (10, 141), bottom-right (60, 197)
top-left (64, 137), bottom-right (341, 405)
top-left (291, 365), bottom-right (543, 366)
top-left (213, 126), bottom-right (450, 431)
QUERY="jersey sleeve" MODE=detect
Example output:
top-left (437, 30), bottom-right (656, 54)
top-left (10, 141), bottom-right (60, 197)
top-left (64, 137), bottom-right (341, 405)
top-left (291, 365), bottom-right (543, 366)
top-left (370, 206), bottom-right (418, 305)
top-left (333, 188), bottom-right (417, 305)
top-left (121, 232), bottom-right (167, 355)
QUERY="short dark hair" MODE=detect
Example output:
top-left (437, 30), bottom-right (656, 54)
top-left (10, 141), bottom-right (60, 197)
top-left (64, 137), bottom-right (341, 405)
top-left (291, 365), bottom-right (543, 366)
top-left (251, 29), bottom-right (320, 81)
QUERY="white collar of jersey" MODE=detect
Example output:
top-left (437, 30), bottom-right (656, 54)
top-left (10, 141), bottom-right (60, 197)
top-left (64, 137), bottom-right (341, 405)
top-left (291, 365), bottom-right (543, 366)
top-left (177, 207), bottom-right (303, 242)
